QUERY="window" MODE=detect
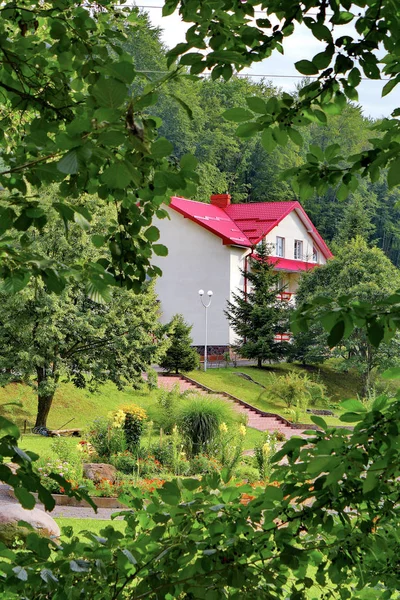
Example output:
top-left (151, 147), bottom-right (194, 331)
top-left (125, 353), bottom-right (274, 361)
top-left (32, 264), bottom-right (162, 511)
top-left (276, 236), bottom-right (285, 257)
top-left (312, 246), bottom-right (318, 263)
top-left (294, 240), bottom-right (303, 260)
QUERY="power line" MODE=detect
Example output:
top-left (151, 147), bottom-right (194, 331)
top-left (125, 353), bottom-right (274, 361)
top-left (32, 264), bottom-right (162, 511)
top-left (136, 69), bottom-right (389, 82)
top-left (132, 3), bottom-right (334, 16)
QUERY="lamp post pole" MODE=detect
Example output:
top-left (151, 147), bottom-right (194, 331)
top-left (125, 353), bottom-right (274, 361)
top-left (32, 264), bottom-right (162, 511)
top-left (198, 289), bottom-right (213, 372)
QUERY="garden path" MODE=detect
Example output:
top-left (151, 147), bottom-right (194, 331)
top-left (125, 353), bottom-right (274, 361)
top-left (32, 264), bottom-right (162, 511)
top-left (157, 374), bottom-right (306, 438)
top-left (0, 484), bottom-right (125, 519)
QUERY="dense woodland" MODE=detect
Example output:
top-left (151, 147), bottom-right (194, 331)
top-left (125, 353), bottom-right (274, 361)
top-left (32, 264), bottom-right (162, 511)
top-left (129, 12), bottom-right (400, 266)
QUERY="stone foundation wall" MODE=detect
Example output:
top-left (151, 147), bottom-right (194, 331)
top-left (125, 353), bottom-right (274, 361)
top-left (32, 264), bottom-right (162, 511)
top-left (193, 345), bottom-right (230, 359)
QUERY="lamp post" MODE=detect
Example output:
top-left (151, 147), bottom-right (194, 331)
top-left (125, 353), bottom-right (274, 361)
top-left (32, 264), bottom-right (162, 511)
top-left (198, 289), bottom-right (213, 372)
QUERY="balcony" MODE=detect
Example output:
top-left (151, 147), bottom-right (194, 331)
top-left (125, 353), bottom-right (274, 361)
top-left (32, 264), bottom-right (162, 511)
top-left (276, 291), bottom-right (294, 302)
top-left (274, 333), bottom-right (292, 343)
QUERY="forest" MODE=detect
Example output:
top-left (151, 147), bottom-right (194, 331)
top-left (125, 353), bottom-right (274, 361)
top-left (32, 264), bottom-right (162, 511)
top-left (130, 10), bottom-right (400, 265)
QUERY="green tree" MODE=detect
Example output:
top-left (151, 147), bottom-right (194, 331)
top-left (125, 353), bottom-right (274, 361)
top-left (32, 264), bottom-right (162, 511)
top-left (0, 211), bottom-right (168, 428)
top-left (293, 237), bottom-right (400, 395)
top-left (160, 314), bottom-right (200, 374)
top-left (225, 242), bottom-right (290, 367)
top-left (0, 2), bottom-right (199, 296)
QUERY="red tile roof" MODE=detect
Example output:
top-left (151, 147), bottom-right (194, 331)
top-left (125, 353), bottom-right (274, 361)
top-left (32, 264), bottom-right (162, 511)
top-left (169, 197), bottom-right (332, 259)
top-left (268, 257), bottom-right (318, 272)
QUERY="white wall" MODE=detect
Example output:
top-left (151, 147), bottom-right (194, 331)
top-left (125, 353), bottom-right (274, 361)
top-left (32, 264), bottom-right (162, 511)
top-left (229, 247), bottom-right (249, 345)
top-left (264, 210), bottom-right (327, 265)
top-left (152, 208), bottom-right (235, 347)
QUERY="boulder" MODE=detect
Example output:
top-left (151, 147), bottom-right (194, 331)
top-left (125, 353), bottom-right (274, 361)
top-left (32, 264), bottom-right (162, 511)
top-left (83, 463), bottom-right (117, 484)
top-left (0, 504), bottom-right (60, 546)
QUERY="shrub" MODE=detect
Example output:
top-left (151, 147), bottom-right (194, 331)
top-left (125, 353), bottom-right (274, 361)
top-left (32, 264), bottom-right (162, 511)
top-left (149, 440), bottom-right (174, 467)
top-left (137, 456), bottom-right (163, 478)
top-left (146, 368), bottom-right (159, 390)
top-left (156, 385), bottom-right (181, 433)
top-left (119, 404), bottom-right (147, 453)
top-left (233, 464), bottom-right (260, 484)
top-left (176, 395), bottom-right (236, 456)
top-left (111, 452), bottom-right (138, 475)
top-left (85, 417), bottom-right (126, 460)
top-left (188, 454), bottom-right (220, 475)
top-left (35, 458), bottom-right (82, 493)
top-left (260, 371), bottom-right (328, 412)
top-left (213, 421), bottom-right (247, 480)
top-left (160, 314), bottom-right (200, 374)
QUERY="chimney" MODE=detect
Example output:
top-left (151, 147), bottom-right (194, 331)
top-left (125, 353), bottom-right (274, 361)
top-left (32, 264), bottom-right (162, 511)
top-left (210, 193), bottom-right (231, 208)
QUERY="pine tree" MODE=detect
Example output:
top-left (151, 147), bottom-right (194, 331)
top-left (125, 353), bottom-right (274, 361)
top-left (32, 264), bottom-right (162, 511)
top-left (160, 314), bottom-right (200, 374)
top-left (225, 242), bottom-right (291, 367)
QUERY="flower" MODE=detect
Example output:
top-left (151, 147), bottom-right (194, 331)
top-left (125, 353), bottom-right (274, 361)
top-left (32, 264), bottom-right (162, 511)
top-left (219, 422), bottom-right (228, 434)
top-left (239, 424), bottom-right (247, 437)
top-left (262, 442), bottom-right (271, 455)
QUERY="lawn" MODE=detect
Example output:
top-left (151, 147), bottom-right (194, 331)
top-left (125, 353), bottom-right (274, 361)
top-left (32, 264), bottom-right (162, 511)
top-left (186, 363), bottom-right (364, 425)
top-left (56, 518), bottom-right (126, 536)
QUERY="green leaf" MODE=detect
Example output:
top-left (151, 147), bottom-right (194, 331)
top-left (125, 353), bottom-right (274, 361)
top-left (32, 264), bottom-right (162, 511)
top-left (367, 320), bottom-right (384, 347)
top-left (13, 566), bottom-right (28, 581)
top-left (162, 0), bottom-right (179, 17)
top-left (86, 278), bottom-right (112, 304)
top-left (340, 399), bottom-right (367, 412)
top-left (101, 163), bottom-right (132, 189)
top-left (153, 244), bottom-right (168, 257)
top-left (340, 412), bottom-right (365, 423)
top-left (2, 272), bottom-right (30, 294)
top-left (287, 128), bottom-right (303, 146)
top-left (388, 157), bottom-right (400, 188)
top-left (327, 320), bottom-right (345, 347)
top-left (144, 226), bottom-right (160, 242)
top-left (363, 471), bottom-right (378, 494)
top-left (236, 122), bottom-right (260, 138)
top-left (307, 456), bottom-right (334, 475)
top-left (180, 154), bottom-right (198, 170)
top-left (168, 93), bottom-right (193, 119)
top-left (57, 150), bottom-right (79, 175)
top-left (295, 60), bottom-right (319, 75)
top-left (151, 138), bottom-right (173, 158)
top-left (0, 415), bottom-right (20, 439)
top-left (92, 77), bottom-right (128, 109)
top-left (223, 108), bottom-right (254, 122)
top-left (310, 415), bottom-right (328, 430)
top-left (246, 97), bottom-right (267, 114)
top-left (313, 51), bottom-right (332, 70)
top-left (14, 487), bottom-right (35, 510)
top-left (181, 478), bottom-right (201, 491)
top-left (91, 234), bottom-right (106, 248)
top-left (261, 128), bottom-right (277, 152)
top-left (40, 568), bottom-right (59, 585)
top-left (70, 560), bottom-right (90, 572)
top-left (382, 76), bottom-right (400, 97)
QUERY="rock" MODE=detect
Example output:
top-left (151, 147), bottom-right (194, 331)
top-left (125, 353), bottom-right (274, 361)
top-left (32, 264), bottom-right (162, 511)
top-left (83, 463), bottom-right (117, 484)
top-left (0, 504), bottom-right (60, 546)
top-left (3, 462), bottom-right (19, 476)
top-left (306, 409), bottom-right (334, 416)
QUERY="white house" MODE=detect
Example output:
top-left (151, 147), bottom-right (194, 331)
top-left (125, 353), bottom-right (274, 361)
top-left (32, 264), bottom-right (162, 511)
top-left (153, 193), bottom-right (332, 357)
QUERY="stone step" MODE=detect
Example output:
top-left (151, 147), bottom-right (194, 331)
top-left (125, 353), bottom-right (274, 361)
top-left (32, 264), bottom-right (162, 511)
top-left (156, 375), bottom-right (305, 437)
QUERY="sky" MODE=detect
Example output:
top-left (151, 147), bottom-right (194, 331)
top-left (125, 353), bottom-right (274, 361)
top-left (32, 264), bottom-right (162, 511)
top-left (135, 1), bottom-right (397, 120)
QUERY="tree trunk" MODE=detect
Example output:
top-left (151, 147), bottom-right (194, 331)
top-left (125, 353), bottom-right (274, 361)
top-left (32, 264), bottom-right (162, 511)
top-left (34, 367), bottom-right (55, 429)
top-left (257, 357), bottom-right (262, 368)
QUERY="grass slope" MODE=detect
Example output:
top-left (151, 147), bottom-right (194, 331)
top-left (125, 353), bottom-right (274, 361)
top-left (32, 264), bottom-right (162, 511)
top-left (186, 363), bottom-right (363, 425)
top-left (0, 381), bottom-right (163, 431)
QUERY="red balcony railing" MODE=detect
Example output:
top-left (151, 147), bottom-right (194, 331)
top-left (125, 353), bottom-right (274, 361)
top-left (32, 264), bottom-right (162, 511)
top-left (276, 292), bottom-right (294, 302)
top-left (274, 333), bottom-right (292, 343)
